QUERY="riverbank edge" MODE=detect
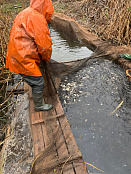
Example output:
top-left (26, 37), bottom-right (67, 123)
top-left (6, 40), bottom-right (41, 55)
top-left (1, 94), bottom-right (33, 174)
top-left (51, 12), bottom-right (131, 72)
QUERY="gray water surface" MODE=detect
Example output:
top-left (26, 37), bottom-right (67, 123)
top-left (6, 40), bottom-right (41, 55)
top-left (51, 27), bottom-right (131, 174)
top-left (50, 27), bottom-right (93, 62)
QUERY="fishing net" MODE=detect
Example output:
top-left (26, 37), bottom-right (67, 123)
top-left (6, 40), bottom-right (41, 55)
top-left (30, 47), bottom-right (111, 174)
top-left (40, 47), bottom-right (111, 94)
top-left (47, 48), bottom-right (109, 78)
top-left (30, 113), bottom-right (82, 174)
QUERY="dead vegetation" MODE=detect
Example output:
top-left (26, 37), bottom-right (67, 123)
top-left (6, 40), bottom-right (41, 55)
top-left (0, 0), bottom-right (29, 150)
top-left (0, 6), bottom-right (12, 146)
top-left (53, 0), bottom-right (131, 46)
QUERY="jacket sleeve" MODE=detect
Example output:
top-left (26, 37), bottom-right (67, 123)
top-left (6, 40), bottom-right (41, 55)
top-left (43, 0), bottom-right (54, 23)
top-left (28, 13), bottom-right (52, 62)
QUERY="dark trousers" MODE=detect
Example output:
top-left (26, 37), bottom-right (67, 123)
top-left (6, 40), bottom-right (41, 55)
top-left (20, 74), bottom-right (44, 94)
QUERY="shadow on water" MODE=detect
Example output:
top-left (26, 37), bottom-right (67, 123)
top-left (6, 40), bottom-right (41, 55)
top-left (50, 27), bottom-right (131, 174)
top-left (50, 27), bottom-right (93, 62)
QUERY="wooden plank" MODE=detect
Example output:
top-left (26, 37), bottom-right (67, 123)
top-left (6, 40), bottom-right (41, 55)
top-left (31, 98), bottom-right (44, 124)
top-left (29, 98), bottom-right (35, 117)
top-left (28, 82), bottom-right (89, 173)
top-left (29, 95), bottom-right (51, 157)
top-left (32, 124), bottom-right (45, 157)
top-left (31, 111), bottom-right (45, 157)
top-left (39, 111), bottom-right (50, 148)
top-left (32, 113), bottom-right (65, 125)
top-left (24, 82), bottom-right (29, 92)
top-left (31, 108), bottom-right (39, 123)
top-left (28, 86), bottom-right (32, 99)
top-left (62, 163), bottom-right (76, 174)
top-left (73, 159), bottom-right (89, 174)
top-left (41, 103), bottom-right (62, 173)
top-left (45, 96), bottom-right (75, 173)
top-left (54, 95), bottom-right (80, 154)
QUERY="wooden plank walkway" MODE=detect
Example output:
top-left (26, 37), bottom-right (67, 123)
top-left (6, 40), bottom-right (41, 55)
top-left (27, 85), bottom-right (89, 174)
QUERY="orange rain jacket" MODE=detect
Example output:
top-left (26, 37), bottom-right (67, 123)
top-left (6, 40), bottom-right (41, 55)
top-left (6, 0), bottom-right (54, 76)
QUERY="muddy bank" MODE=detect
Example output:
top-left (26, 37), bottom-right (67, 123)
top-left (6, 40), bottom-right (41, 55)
top-left (51, 13), bottom-right (131, 71)
top-left (1, 94), bottom-right (33, 174)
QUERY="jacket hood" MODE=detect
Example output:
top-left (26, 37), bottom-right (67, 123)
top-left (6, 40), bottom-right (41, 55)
top-left (30, 0), bottom-right (45, 15)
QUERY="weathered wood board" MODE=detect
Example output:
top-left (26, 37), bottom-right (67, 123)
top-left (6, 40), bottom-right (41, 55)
top-left (28, 86), bottom-right (89, 174)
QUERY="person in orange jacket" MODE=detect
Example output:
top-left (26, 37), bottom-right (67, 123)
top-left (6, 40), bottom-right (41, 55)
top-left (6, 0), bottom-right (54, 111)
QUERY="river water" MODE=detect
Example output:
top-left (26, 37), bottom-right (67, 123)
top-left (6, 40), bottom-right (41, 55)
top-left (51, 27), bottom-right (131, 174)
top-left (50, 27), bottom-right (93, 61)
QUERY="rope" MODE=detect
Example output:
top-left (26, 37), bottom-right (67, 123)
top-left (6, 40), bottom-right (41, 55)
top-left (126, 69), bottom-right (131, 77)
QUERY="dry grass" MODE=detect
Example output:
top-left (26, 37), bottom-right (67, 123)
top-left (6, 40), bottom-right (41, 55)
top-left (86, 0), bottom-right (131, 46)
top-left (0, 3), bottom-right (18, 125)
top-left (0, 14), bottom-right (10, 73)
top-left (54, 0), bottom-right (131, 46)
top-left (0, 11), bottom-right (10, 135)
top-left (0, 1), bottom-right (29, 150)
top-left (0, 0), bottom-right (29, 116)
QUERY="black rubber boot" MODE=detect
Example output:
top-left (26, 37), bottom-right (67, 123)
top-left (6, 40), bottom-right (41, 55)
top-left (32, 93), bottom-right (53, 111)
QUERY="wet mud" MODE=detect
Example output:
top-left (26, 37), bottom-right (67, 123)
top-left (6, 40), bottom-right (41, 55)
top-left (1, 94), bottom-right (33, 174)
